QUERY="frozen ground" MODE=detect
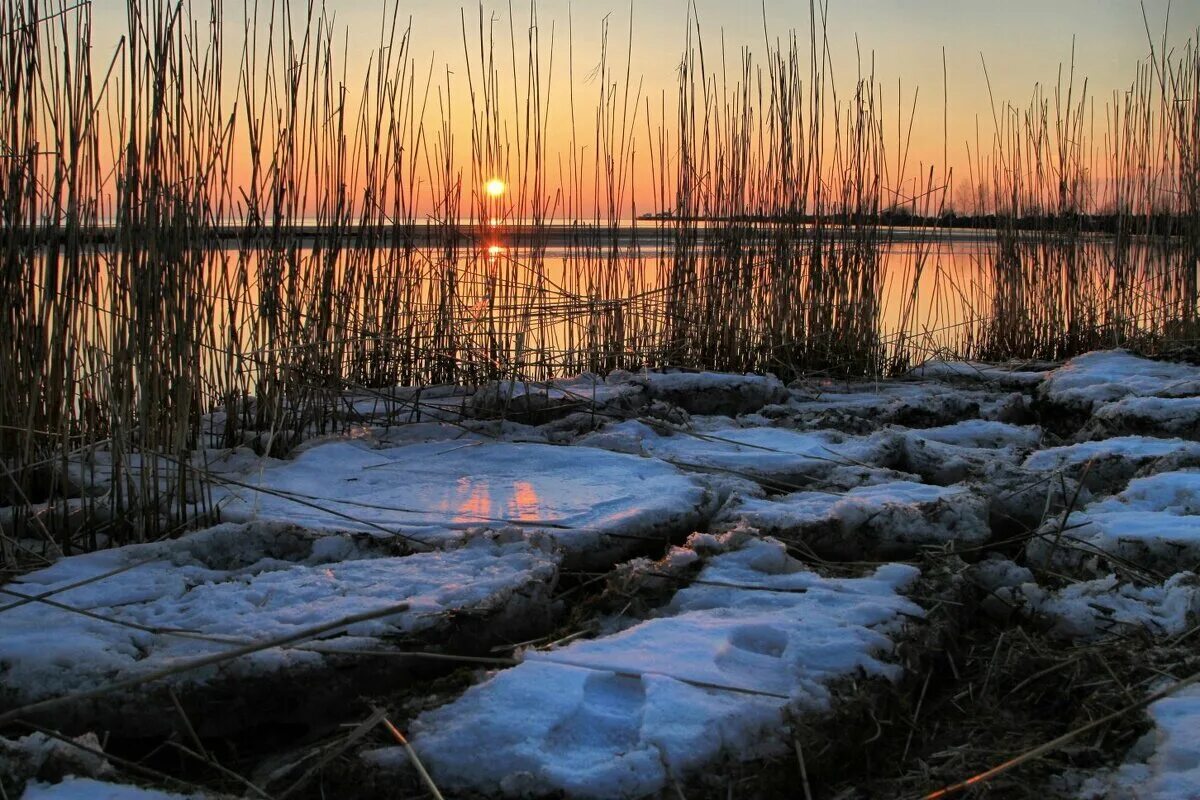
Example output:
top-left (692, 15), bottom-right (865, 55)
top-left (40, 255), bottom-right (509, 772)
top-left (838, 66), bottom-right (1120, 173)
top-left (8, 349), bottom-right (1200, 798)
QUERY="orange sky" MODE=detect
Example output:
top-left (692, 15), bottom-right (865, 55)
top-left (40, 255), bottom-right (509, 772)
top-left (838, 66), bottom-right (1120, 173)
top-left (84, 0), bottom-right (1200, 219)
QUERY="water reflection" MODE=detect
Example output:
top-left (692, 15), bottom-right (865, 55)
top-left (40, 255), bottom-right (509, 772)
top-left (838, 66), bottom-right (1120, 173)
top-left (437, 476), bottom-right (544, 524)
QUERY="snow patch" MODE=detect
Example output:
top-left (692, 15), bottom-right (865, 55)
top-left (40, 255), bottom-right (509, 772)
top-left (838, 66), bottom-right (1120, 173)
top-left (714, 482), bottom-right (991, 558)
top-left (1079, 684), bottom-right (1200, 800)
top-left (374, 539), bottom-right (921, 798)
top-left (1041, 351), bottom-right (1200, 411)
top-left (579, 422), bottom-right (899, 488)
top-left (21, 778), bottom-right (201, 800)
top-left (0, 535), bottom-right (559, 711)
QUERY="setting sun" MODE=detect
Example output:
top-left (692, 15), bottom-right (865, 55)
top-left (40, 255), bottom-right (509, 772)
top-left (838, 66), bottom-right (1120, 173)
top-left (484, 178), bottom-right (506, 197)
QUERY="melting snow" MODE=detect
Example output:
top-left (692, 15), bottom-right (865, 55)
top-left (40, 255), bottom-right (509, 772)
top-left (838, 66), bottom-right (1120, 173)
top-left (579, 421), bottom-right (897, 488)
top-left (1079, 684), bottom-right (1200, 800)
top-left (0, 534), bottom-right (558, 706)
top-left (21, 779), bottom-right (201, 800)
top-left (1040, 350), bottom-right (1200, 411)
top-left (367, 538), bottom-right (921, 798)
top-left (714, 482), bottom-right (990, 558)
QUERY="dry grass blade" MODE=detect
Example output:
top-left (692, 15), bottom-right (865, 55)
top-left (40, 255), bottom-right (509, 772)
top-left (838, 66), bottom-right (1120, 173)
top-left (0, 602), bottom-right (411, 728)
top-left (378, 710), bottom-right (447, 800)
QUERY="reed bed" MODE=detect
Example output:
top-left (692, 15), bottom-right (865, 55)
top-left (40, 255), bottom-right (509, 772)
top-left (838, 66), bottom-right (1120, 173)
top-left (0, 1), bottom-right (1198, 561)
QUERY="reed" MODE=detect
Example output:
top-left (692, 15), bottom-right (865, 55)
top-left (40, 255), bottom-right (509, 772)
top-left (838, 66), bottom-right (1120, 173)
top-left (1, 1), bottom-right (1198, 564)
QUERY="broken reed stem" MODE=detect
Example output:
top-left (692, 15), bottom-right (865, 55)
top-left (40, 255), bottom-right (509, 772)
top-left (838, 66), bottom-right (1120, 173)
top-left (378, 711), bottom-right (447, 800)
top-left (276, 707), bottom-right (390, 800)
top-left (163, 740), bottom-right (273, 800)
top-left (0, 602), bottom-right (411, 728)
top-left (919, 668), bottom-right (1200, 799)
top-left (794, 736), bottom-right (815, 800)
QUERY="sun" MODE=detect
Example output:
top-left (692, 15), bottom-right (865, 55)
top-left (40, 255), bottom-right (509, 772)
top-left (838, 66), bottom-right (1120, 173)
top-left (484, 178), bottom-right (506, 198)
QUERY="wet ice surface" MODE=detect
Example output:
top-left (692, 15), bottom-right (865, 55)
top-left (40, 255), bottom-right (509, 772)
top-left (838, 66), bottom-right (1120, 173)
top-left (217, 439), bottom-right (711, 562)
top-left (369, 538), bottom-right (921, 799)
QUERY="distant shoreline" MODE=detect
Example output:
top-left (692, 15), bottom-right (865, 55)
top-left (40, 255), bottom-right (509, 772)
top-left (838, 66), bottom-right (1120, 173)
top-left (6, 218), bottom-right (1190, 249)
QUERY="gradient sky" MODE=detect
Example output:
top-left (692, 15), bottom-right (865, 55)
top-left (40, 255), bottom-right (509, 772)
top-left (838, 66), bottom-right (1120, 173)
top-left (87, 1), bottom-right (1200, 215)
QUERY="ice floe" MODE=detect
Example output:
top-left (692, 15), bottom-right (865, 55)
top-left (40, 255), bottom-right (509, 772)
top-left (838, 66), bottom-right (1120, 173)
top-left (1022, 436), bottom-right (1200, 492)
top-left (364, 537), bottom-right (922, 799)
top-left (1084, 395), bottom-right (1200, 440)
top-left (217, 439), bottom-right (712, 566)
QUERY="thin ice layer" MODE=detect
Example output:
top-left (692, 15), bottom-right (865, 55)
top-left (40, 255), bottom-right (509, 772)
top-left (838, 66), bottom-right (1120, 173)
top-left (384, 539), bottom-right (921, 799)
top-left (0, 535), bottom-right (558, 704)
top-left (217, 439), bottom-right (710, 556)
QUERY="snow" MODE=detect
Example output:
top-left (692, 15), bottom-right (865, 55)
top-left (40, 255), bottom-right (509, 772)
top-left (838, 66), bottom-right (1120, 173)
top-left (368, 538), bottom-right (921, 798)
top-left (714, 482), bottom-right (991, 558)
top-left (1079, 684), bottom-right (1200, 800)
top-left (21, 778), bottom-right (201, 800)
top-left (216, 439), bottom-right (711, 563)
top-left (579, 421), bottom-right (899, 488)
top-left (469, 373), bottom-right (641, 421)
top-left (1003, 573), bottom-right (1200, 641)
top-left (783, 381), bottom-right (1031, 430)
top-left (1088, 395), bottom-right (1200, 438)
top-left (905, 420), bottom-right (1042, 450)
top-left (1022, 436), bottom-right (1200, 473)
top-left (1040, 350), bottom-right (1200, 411)
top-left (1026, 469), bottom-right (1200, 572)
top-left (0, 533), bottom-right (559, 706)
top-left (1087, 471), bottom-right (1200, 515)
top-left (1026, 510), bottom-right (1200, 573)
top-left (906, 359), bottom-right (1048, 388)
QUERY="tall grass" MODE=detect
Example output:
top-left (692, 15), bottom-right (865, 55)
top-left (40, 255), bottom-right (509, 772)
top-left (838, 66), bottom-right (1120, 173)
top-left (0, 1), bottom-right (1198, 565)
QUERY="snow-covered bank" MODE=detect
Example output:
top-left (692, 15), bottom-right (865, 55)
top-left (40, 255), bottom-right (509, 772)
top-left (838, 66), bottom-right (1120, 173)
top-left (6, 348), bottom-right (1200, 798)
top-left (364, 536), bottom-right (923, 798)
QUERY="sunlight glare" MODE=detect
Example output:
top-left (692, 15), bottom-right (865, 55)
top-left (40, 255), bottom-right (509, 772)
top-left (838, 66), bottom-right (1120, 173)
top-left (485, 178), bottom-right (506, 197)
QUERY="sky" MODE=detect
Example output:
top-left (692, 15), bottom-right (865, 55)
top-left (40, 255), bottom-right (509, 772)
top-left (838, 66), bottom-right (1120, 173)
top-left (84, 0), bottom-right (1200, 216)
